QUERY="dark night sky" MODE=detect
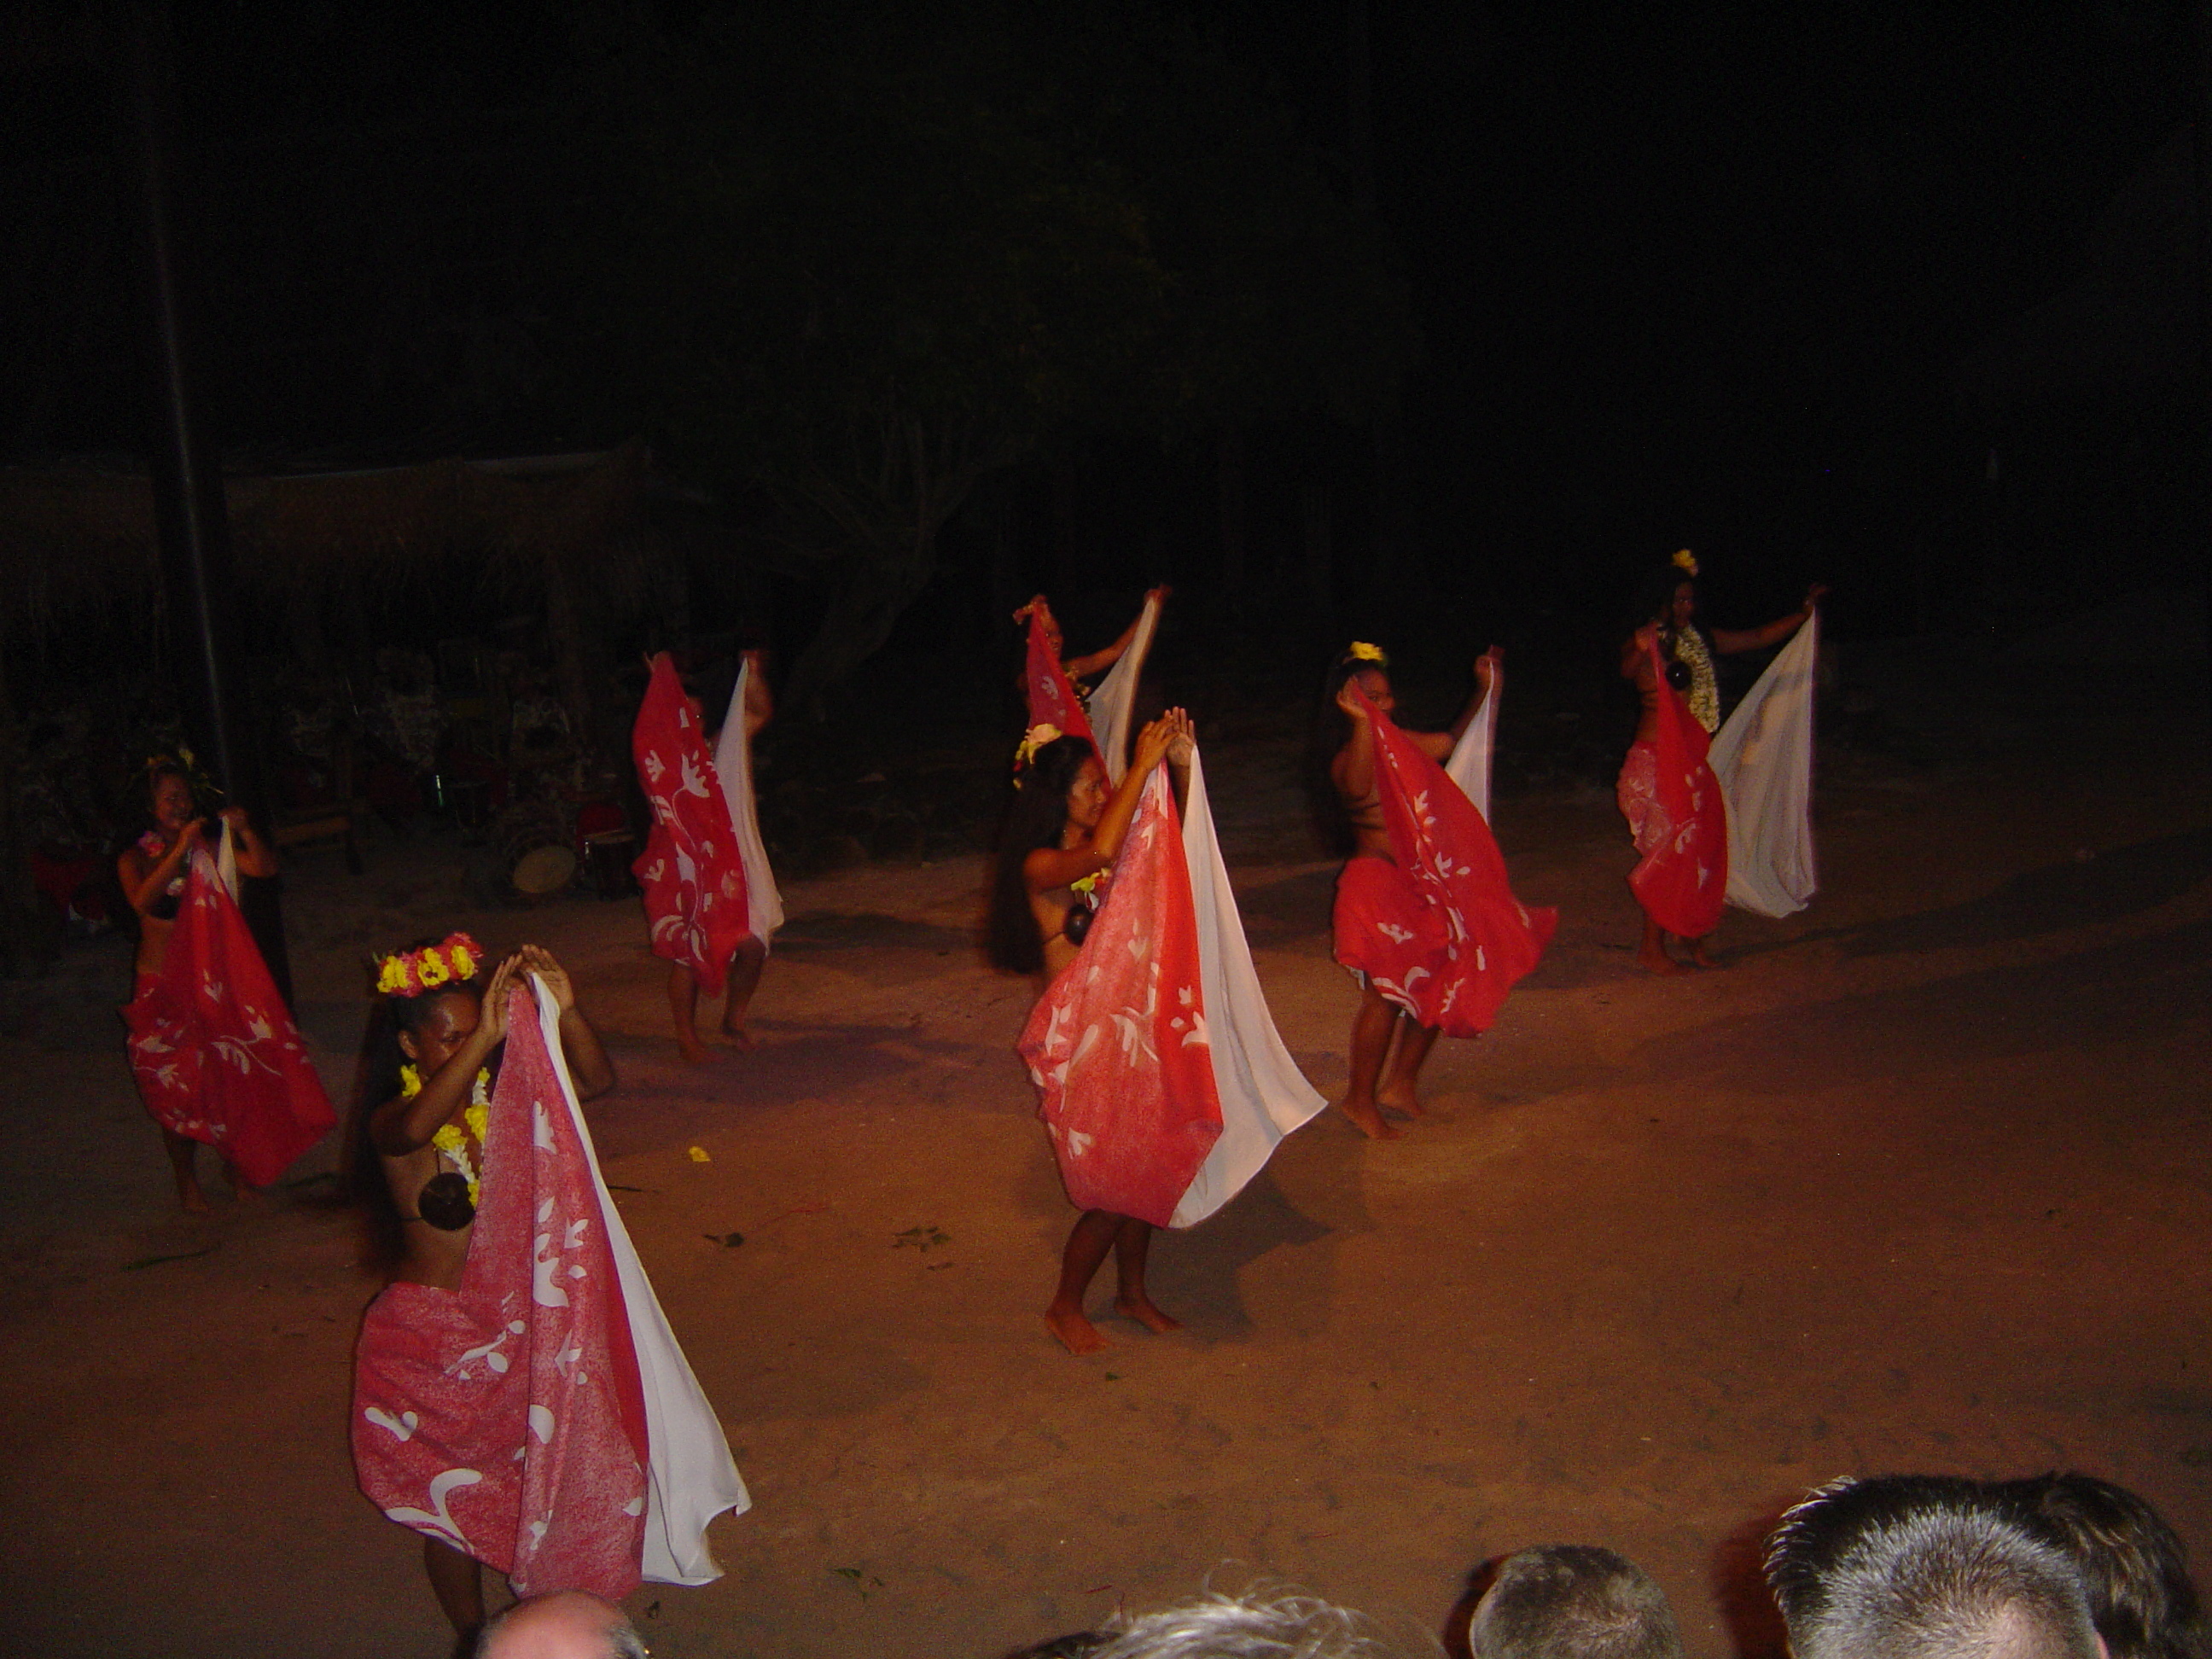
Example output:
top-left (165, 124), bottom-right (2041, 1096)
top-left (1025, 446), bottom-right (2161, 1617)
top-left (0, 0), bottom-right (2200, 652)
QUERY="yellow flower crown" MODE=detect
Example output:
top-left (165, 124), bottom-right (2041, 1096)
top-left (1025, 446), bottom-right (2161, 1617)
top-left (1347, 641), bottom-right (1388, 665)
top-left (1672, 549), bottom-right (1699, 578)
top-left (375, 933), bottom-right (483, 998)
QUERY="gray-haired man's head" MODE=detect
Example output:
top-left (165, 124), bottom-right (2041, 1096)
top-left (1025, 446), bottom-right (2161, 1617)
top-left (1468, 1545), bottom-right (1686, 1659)
top-left (1767, 1475), bottom-right (2102, 1659)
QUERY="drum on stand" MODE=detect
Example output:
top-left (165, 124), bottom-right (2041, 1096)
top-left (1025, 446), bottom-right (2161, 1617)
top-left (496, 804), bottom-right (577, 899)
top-left (574, 798), bottom-right (637, 900)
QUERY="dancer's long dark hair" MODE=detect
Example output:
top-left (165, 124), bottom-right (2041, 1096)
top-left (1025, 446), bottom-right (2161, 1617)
top-left (1307, 650), bottom-right (1383, 859)
top-left (987, 736), bottom-right (1096, 975)
top-left (344, 946), bottom-right (487, 1266)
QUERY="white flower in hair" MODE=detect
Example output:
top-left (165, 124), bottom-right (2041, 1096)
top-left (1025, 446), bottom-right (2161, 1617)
top-left (1014, 724), bottom-right (1064, 770)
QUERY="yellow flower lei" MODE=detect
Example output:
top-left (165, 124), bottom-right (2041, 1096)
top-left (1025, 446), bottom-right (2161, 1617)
top-left (399, 1063), bottom-right (492, 1206)
top-left (1348, 641), bottom-right (1387, 664)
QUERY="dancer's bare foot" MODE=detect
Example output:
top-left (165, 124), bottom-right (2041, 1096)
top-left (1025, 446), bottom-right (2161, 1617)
top-left (228, 1175), bottom-right (265, 1207)
top-left (716, 1022), bottom-right (756, 1051)
top-left (1115, 1295), bottom-right (1182, 1335)
top-left (1336, 1098), bottom-right (1402, 1139)
top-left (1045, 1305), bottom-right (1109, 1355)
top-left (1376, 1086), bottom-right (1427, 1120)
top-left (677, 1036), bottom-right (713, 1065)
top-left (1637, 944), bottom-right (1685, 975)
top-left (1686, 937), bottom-right (1720, 968)
top-left (177, 1179), bottom-right (212, 1215)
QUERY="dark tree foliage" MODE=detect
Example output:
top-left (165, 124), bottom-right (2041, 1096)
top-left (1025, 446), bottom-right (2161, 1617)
top-left (560, 2), bottom-right (1414, 709)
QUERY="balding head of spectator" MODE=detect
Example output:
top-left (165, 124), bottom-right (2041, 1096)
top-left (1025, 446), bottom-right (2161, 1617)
top-left (475, 1590), bottom-right (645, 1659)
top-left (1767, 1475), bottom-right (2102, 1659)
top-left (1467, 1545), bottom-right (1686, 1659)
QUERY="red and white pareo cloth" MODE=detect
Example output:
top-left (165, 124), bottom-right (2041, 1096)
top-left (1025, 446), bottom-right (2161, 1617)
top-left (352, 980), bottom-right (746, 1597)
top-left (1620, 635), bottom-right (1728, 939)
top-left (1021, 593), bottom-right (1161, 783)
top-left (123, 847), bottom-right (334, 1186)
top-left (1332, 691), bottom-right (1556, 1037)
top-left (632, 655), bottom-right (752, 995)
top-left (1022, 613), bottom-right (1098, 754)
top-left (1018, 747), bottom-right (1326, 1230)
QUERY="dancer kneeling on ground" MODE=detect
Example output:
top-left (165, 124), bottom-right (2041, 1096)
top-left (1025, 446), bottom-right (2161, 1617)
top-left (1322, 643), bottom-right (1552, 1139)
top-left (1619, 550), bottom-right (1823, 974)
top-left (352, 938), bottom-right (618, 1649)
top-left (987, 712), bottom-right (1194, 1355)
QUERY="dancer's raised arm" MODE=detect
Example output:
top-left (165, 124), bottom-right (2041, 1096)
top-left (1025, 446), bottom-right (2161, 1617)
top-left (1710, 584), bottom-right (1827, 655)
top-left (220, 806), bottom-right (277, 878)
top-left (1064, 585), bottom-right (1171, 680)
top-left (740, 649), bottom-right (773, 738)
top-left (1441, 649), bottom-right (1501, 752)
top-left (1024, 711), bottom-right (1186, 893)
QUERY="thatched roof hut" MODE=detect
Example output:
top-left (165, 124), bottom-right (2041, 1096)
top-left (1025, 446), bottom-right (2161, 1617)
top-left (0, 439), bottom-right (653, 648)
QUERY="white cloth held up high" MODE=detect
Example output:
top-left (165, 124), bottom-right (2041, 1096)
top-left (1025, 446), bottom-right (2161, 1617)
top-left (713, 657), bottom-right (783, 943)
top-left (1088, 591), bottom-right (1163, 786)
top-left (1443, 660), bottom-right (1501, 825)
top-left (1709, 612), bottom-right (1819, 917)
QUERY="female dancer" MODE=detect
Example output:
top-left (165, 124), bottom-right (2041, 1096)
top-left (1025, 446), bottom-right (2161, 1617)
top-left (671, 652), bottom-right (772, 1059)
top-left (118, 760), bottom-right (277, 1210)
top-left (354, 937), bottom-right (616, 1646)
top-left (987, 711), bottom-right (1193, 1355)
top-left (1619, 551), bottom-right (1825, 973)
top-left (1321, 644), bottom-right (1498, 1139)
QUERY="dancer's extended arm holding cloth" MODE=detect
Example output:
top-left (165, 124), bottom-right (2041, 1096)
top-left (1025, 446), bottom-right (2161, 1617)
top-left (1331, 648), bottom-right (1499, 853)
top-left (1021, 712), bottom-right (1193, 981)
top-left (1616, 553), bottom-right (1825, 973)
top-left (1014, 588), bottom-right (1171, 683)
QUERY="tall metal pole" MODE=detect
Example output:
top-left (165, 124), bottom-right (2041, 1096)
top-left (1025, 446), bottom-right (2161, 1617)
top-left (116, 2), bottom-right (292, 1000)
top-left (2195, 0), bottom-right (2212, 719)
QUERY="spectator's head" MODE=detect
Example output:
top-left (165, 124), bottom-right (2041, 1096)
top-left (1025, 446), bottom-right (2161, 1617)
top-left (1766, 1475), bottom-right (2101, 1659)
top-left (2000, 1473), bottom-right (2209, 1659)
top-left (1468, 1545), bottom-right (1686, 1659)
top-left (475, 1590), bottom-right (645, 1659)
top-left (1080, 1588), bottom-right (1391, 1658)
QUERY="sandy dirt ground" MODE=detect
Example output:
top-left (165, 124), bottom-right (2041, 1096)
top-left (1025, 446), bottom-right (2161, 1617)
top-left (1, 673), bottom-right (2207, 1659)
